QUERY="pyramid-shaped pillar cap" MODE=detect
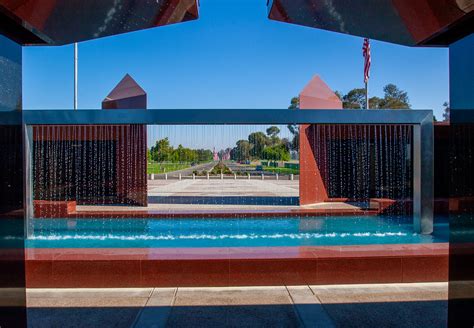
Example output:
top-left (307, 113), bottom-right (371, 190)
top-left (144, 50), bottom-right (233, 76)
top-left (299, 75), bottom-right (342, 110)
top-left (102, 74), bottom-right (147, 110)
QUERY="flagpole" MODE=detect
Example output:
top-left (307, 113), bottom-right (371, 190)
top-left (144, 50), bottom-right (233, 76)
top-left (365, 80), bottom-right (369, 109)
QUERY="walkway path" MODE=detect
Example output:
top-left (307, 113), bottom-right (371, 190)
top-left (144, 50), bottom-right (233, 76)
top-left (27, 283), bottom-right (448, 327)
top-left (148, 179), bottom-right (298, 197)
top-left (154, 162), bottom-right (217, 178)
top-left (78, 180), bottom-right (367, 213)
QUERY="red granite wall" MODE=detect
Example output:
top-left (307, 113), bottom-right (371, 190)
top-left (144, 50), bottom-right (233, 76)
top-left (32, 124), bottom-right (147, 207)
top-left (299, 76), bottom-right (343, 205)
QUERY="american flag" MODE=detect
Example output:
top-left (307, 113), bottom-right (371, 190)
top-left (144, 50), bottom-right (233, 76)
top-left (363, 38), bottom-right (371, 83)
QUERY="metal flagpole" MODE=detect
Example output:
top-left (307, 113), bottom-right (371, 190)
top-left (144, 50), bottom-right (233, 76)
top-left (365, 80), bottom-right (369, 110)
top-left (74, 43), bottom-right (78, 110)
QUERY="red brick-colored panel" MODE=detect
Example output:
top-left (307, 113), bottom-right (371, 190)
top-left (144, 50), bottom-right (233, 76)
top-left (317, 257), bottom-right (403, 284)
top-left (140, 259), bottom-right (229, 287)
top-left (179, 260), bottom-right (229, 287)
top-left (140, 260), bottom-right (183, 287)
top-left (402, 256), bottom-right (448, 282)
top-left (144, 247), bottom-right (230, 260)
top-left (51, 260), bottom-right (141, 288)
top-left (33, 200), bottom-right (76, 218)
top-left (26, 260), bottom-right (53, 288)
top-left (227, 247), bottom-right (315, 260)
top-left (229, 259), bottom-right (317, 286)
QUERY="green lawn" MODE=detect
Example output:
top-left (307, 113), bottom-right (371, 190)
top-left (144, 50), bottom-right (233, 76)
top-left (147, 162), bottom-right (191, 174)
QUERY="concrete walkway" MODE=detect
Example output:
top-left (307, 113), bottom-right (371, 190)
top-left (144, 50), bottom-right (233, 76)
top-left (148, 179), bottom-right (299, 197)
top-left (77, 179), bottom-right (369, 213)
top-left (27, 283), bottom-right (447, 327)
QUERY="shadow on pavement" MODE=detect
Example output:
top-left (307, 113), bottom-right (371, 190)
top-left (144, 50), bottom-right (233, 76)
top-left (28, 300), bottom-right (447, 328)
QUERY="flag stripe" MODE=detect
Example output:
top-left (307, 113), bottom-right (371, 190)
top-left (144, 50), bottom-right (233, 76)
top-left (363, 38), bottom-right (371, 83)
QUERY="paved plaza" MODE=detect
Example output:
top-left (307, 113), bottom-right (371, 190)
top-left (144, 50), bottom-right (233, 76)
top-left (148, 179), bottom-right (298, 198)
top-left (77, 179), bottom-right (365, 212)
top-left (27, 283), bottom-right (448, 327)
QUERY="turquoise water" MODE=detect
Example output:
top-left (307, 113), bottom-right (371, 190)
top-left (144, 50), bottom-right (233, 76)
top-left (25, 215), bottom-right (449, 248)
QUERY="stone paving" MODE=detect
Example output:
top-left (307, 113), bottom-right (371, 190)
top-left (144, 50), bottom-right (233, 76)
top-left (27, 283), bottom-right (447, 327)
top-left (77, 180), bottom-right (368, 213)
top-left (147, 179), bottom-right (299, 197)
top-left (76, 179), bottom-right (366, 216)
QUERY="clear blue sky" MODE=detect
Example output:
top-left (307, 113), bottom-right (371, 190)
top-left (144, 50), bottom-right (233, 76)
top-left (23, 0), bottom-right (449, 149)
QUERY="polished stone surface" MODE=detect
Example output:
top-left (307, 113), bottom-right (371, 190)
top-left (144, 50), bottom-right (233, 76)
top-left (0, 115), bottom-right (26, 326)
top-left (449, 32), bottom-right (474, 327)
top-left (0, 0), bottom-right (199, 45)
top-left (27, 283), bottom-right (448, 327)
top-left (25, 244), bottom-right (448, 288)
top-left (0, 34), bottom-right (21, 111)
top-left (268, 0), bottom-right (473, 46)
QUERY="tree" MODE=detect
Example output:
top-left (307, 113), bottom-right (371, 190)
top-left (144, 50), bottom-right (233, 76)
top-left (266, 126), bottom-right (281, 146)
top-left (150, 138), bottom-right (173, 162)
top-left (342, 88), bottom-right (366, 109)
top-left (150, 138), bottom-right (213, 163)
top-left (286, 124), bottom-right (299, 152)
top-left (337, 84), bottom-right (410, 109)
top-left (287, 97), bottom-right (300, 152)
top-left (266, 126), bottom-right (280, 138)
top-left (248, 132), bottom-right (269, 159)
top-left (280, 137), bottom-right (291, 152)
top-left (287, 124), bottom-right (298, 135)
top-left (262, 144), bottom-right (290, 162)
top-left (442, 101), bottom-right (450, 122)
top-left (173, 145), bottom-right (200, 163)
top-left (196, 149), bottom-right (213, 162)
top-left (379, 84), bottom-right (410, 109)
top-left (369, 96), bottom-right (382, 109)
top-left (288, 96), bottom-right (300, 110)
top-left (232, 140), bottom-right (252, 161)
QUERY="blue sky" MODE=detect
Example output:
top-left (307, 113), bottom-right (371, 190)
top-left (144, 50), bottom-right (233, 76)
top-left (23, 0), bottom-right (449, 149)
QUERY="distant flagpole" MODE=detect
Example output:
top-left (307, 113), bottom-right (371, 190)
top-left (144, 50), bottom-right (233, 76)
top-left (363, 38), bottom-right (371, 109)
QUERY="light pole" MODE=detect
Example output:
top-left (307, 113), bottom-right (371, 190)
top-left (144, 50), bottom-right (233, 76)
top-left (74, 42), bottom-right (78, 110)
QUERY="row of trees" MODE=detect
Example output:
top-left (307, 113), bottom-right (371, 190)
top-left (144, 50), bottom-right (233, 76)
top-left (148, 137), bottom-right (213, 163)
top-left (290, 83), bottom-right (449, 121)
top-left (336, 83), bottom-right (411, 109)
top-left (230, 126), bottom-right (291, 162)
top-left (289, 83), bottom-right (411, 111)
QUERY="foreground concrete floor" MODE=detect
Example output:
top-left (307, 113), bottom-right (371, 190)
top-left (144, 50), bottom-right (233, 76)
top-left (27, 283), bottom-right (447, 328)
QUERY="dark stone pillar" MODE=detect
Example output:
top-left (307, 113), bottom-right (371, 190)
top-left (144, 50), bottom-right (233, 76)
top-left (448, 32), bottom-right (474, 328)
top-left (0, 34), bottom-right (27, 327)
